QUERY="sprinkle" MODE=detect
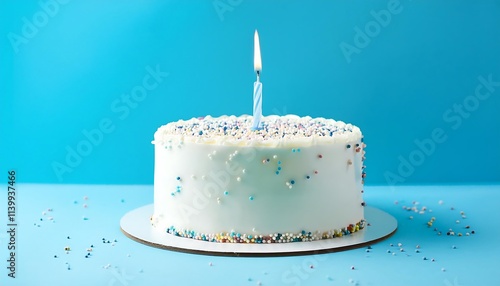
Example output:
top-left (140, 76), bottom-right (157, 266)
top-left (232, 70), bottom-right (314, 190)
top-left (224, 191), bottom-right (229, 195)
top-left (318, 154), bottom-right (323, 159)
top-left (176, 176), bottom-right (181, 181)
top-left (346, 144), bottom-right (351, 149)
top-left (290, 180), bottom-right (295, 185)
top-left (249, 196), bottom-right (254, 201)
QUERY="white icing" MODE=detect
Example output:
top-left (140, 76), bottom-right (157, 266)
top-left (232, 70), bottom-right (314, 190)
top-left (152, 115), bottom-right (365, 241)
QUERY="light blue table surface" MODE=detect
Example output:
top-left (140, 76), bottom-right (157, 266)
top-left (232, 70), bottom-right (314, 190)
top-left (1, 184), bottom-right (498, 286)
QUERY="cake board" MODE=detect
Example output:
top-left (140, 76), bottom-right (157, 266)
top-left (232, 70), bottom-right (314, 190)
top-left (120, 205), bottom-right (396, 257)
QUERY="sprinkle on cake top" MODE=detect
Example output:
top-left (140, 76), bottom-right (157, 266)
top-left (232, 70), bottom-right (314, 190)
top-left (153, 115), bottom-right (362, 146)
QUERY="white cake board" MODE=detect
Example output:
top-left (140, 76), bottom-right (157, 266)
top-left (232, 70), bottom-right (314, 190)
top-left (120, 205), bottom-right (397, 257)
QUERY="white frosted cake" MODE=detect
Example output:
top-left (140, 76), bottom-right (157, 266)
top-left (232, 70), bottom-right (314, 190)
top-left (151, 115), bottom-right (366, 243)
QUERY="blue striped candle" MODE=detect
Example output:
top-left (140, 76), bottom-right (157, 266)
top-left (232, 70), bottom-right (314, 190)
top-left (252, 30), bottom-right (263, 130)
top-left (252, 79), bottom-right (262, 130)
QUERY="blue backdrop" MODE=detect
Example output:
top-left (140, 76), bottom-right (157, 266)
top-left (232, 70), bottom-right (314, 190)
top-left (1, 0), bottom-right (499, 186)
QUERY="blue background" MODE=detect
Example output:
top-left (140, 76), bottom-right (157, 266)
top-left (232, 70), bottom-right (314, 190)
top-left (1, 0), bottom-right (499, 185)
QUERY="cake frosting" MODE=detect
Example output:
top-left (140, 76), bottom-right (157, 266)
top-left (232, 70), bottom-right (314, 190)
top-left (151, 115), bottom-right (366, 243)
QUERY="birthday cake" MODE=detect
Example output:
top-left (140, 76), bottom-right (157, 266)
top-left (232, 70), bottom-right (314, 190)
top-left (151, 115), bottom-right (366, 243)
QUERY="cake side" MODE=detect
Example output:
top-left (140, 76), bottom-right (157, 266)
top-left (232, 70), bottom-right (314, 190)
top-left (151, 115), bottom-right (366, 243)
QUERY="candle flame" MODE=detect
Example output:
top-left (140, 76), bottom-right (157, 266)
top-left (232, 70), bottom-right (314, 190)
top-left (254, 30), bottom-right (262, 72)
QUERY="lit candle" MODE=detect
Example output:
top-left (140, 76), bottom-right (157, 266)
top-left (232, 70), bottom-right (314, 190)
top-left (252, 30), bottom-right (263, 130)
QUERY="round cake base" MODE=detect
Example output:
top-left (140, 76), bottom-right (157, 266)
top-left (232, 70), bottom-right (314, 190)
top-left (120, 205), bottom-right (396, 257)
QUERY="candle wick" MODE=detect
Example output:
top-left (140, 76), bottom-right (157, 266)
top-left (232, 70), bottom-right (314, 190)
top-left (256, 70), bottom-right (260, 82)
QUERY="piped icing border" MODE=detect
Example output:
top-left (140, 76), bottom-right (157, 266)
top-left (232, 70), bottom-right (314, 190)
top-left (153, 115), bottom-right (362, 147)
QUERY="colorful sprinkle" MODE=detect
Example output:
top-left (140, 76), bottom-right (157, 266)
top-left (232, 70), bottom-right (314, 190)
top-left (164, 220), bottom-right (366, 244)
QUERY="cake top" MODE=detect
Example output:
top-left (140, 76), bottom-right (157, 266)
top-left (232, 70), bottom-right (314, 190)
top-left (153, 115), bottom-right (362, 147)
